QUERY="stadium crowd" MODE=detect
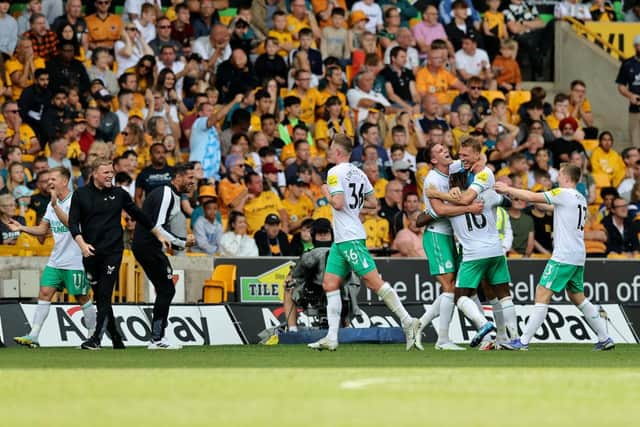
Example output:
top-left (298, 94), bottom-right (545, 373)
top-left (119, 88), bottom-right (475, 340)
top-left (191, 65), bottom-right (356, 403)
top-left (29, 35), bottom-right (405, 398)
top-left (0, 0), bottom-right (638, 261)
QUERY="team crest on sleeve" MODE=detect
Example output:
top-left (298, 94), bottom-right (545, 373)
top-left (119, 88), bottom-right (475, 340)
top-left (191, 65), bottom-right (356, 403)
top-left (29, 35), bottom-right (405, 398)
top-left (550, 188), bottom-right (562, 196)
top-left (327, 175), bottom-right (338, 186)
top-left (476, 171), bottom-right (489, 183)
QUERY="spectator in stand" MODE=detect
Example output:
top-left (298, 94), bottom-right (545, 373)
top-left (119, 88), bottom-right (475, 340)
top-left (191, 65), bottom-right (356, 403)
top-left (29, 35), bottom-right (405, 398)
top-left (193, 24), bottom-right (231, 73)
top-left (492, 39), bottom-right (522, 94)
top-left (439, 0), bottom-right (481, 27)
top-left (116, 23), bottom-right (154, 78)
top-left (0, 194), bottom-right (25, 245)
top-left (243, 171), bottom-right (288, 235)
top-left (546, 117), bottom-right (586, 169)
top-left (352, 0), bottom-right (383, 34)
top-left (380, 46), bottom-right (420, 113)
top-left (254, 213), bottom-right (293, 256)
top-left (289, 28), bottom-right (323, 78)
top-left (412, 5), bottom-right (448, 60)
top-left (192, 199), bottom-right (223, 255)
top-left (255, 38), bottom-right (288, 87)
top-left (530, 198), bottom-right (553, 255)
top-left (347, 70), bottom-right (395, 126)
top-left (590, 0), bottom-right (617, 21)
top-left (86, 0), bottom-right (123, 50)
top-left (618, 149), bottom-right (640, 201)
top-left (383, 28), bottom-right (420, 73)
top-left (320, 8), bottom-right (350, 63)
top-left (378, 179), bottom-right (403, 232)
top-left (219, 211), bottom-right (259, 257)
top-left (18, 68), bottom-right (51, 141)
top-left (362, 198), bottom-right (390, 249)
top-left (391, 190), bottom-right (420, 238)
top-left (282, 176), bottom-right (313, 234)
top-left (616, 35), bottom-right (640, 147)
top-left (554, 0), bottom-right (592, 21)
top-left (192, 0), bottom-right (218, 38)
top-left (591, 131), bottom-right (626, 188)
top-left (571, 151), bottom-right (596, 204)
top-left (363, 160), bottom-right (389, 199)
top-left (215, 48), bottom-right (259, 104)
top-left (450, 76), bottom-right (490, 127)
top-left (46, 40), bottom-right (90, 97)
top-left (507, 191), bottom-right (534, 257)
top-left (602, 197), bottom-right (640, 256)
top-left (568, 80), bottom-right (595, 131)
top-left (134, 143), bottom-right (172, 207)
top-left (454, 33), bottom-right (493, 86)
top-left (415, 40), bottom-right (466, 107)
top-left (171, 3), bottom-right (194, 47)
top-left (503, 0), bottom-right (547, 80)
top-left (445, 1), bottom-right (482, 53)
top-left (391, 210), bottom-right (426, 257)
top-left (24, 13), bottom-right (58, 61)
top-left (18, 0), bottom-right (47, 36)
top-left (482, 0), bottom-right (508, 60)
top-left (150, 16), bottom-right (183, 58)
top-left (0, 0), bottom-right (18, 56)
top-left (378, 6), bottom-right (403, 51)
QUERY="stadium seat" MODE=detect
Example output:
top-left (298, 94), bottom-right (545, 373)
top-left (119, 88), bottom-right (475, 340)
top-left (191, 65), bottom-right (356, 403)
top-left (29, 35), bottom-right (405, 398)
top-left (203, 279), bottom-right (226, 303)
top-left (508, 253), bottom-right (523, 258)
top-left (482, 90), bottom-right (505, 104)
top-left (446, 90), bottom-right (459, 105)
top-left (607, 253), bottom-right (631, 259)
top-left (581, 139), bottom-right (599, 153)
top-left (507, 90), bottom-right (531, 114)
top-left (530, 253), bottom-right (551, 259)
top-left (212, 264), bottom-right (237, 295)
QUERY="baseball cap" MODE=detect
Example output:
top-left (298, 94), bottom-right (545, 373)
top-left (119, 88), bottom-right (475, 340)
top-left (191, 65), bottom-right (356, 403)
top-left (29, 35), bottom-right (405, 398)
top-left (264, 213), bottom-right (281, 225)
top-left (93, 88), bottom-right (113, 101)
top-left (392, 160), bottom-right (411, 171)
top-left (129, 108), bottom-right (144, 119)
top-left (287, 175), bottom-right (307, 186)
top-left (198, 185), bottom-right (217, 200)
top-left (312, 218), bottom-right (332, 233)
top-left (350, 10), bottom-right (369, 25)
top-left (261, 163), bottom-right (279, 174)
top-left (13, 185), bottom-right (34, 199)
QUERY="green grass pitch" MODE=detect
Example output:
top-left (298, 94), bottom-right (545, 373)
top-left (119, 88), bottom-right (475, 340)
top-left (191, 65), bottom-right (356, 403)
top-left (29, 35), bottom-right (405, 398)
top-left (1, 344), bottom-right (639, 427)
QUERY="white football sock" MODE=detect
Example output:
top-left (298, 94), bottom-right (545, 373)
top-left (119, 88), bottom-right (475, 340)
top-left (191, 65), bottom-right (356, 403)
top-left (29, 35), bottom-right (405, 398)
top-left (490, 298), bottom-right (507, 342)
top-left (456, 296), bottom-right (487, 330)
top-left (377, 283), bottom-right (412, 327)
top-left (82, 301), bottom-right (97, 336)
top-left (521, 303), bottom-right (548, 345)
top-left (437, 292), bottom-right (455, 344)
top-left (578, 299), bottom-right (608, 342)
top-left (419, 294), bottom-right (441, 328)
top-left (499, 296), bottom-right (518, 339)
top-left (326, 290), bottom-right (341, 341)
top-left (470, 293), bottom-right (484, 316)
top-left (30, 300), bottom-right (51, 339)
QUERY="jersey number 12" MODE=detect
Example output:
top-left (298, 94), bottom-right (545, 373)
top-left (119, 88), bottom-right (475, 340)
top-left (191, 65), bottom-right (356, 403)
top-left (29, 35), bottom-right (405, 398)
top-left (576, 204), bottom-right (587, 231)
top-left (348, 183), bottom-right (365, 209)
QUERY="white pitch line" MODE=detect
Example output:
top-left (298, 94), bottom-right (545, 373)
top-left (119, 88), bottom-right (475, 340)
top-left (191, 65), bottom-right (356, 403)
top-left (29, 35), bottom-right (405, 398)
top-left (340, 376), bottom-right (427, 390)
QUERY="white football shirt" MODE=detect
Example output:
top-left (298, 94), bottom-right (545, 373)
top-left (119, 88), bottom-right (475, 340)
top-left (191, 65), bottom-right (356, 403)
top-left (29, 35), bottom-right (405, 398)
top-left (543, 188), bottom-right (586, 266)
top-left (422, 160), bottom-right (464, 235)
top-left (450, 168), bottom-right (504, 261)
top-left (43, 193), bottom-right (84, 270)
top-left (326, 162), bottom-right (374, 243)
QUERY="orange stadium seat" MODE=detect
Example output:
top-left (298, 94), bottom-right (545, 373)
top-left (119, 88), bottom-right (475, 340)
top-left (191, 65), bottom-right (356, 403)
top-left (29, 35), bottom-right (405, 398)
top-left (482, 90), bottom-right (505, 104)
top-left (507, 90), bottom-right (531, 114)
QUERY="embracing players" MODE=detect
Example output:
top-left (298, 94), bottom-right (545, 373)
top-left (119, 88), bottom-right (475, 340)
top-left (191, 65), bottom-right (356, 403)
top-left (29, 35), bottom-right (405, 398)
top-left (496, 163), bottom-right (615, 351)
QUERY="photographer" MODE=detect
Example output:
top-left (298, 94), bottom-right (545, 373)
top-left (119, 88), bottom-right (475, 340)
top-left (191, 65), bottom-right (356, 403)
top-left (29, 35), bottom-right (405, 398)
top-left (282, 219), bottom-right (360, 332)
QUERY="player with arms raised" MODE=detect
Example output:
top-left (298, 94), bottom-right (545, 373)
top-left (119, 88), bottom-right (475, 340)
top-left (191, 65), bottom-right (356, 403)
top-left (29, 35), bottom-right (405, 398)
top-left (13, 167), bottom-right (96, 347)
top-left (496, 164), bottom-right (615, 351)
top-left (308, 135), bottom-right (420, 351)
top-left (428, 137), bottom-right (519, 347)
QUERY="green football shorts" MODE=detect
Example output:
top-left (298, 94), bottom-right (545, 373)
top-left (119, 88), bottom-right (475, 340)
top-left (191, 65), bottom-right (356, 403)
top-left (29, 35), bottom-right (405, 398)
top-left (326, 240), bottom-right (377, 278)
top-left (538, 259), bottom-right (584, 294)
top-left (41, 266), bottom-right (90, 296)
top-left (423, 231), bottom-right (458, 276)
top-left (456, 255), bottom-right (511, 289)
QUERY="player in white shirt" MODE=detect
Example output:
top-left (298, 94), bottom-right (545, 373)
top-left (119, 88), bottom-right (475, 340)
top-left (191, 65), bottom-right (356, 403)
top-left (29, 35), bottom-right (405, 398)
top-left (415, 143), bottom-right (483, 351)
top-left (13, 167), bottom-right (96, 348)
top-left (308, 135), bottom-right (419, 351)
top-left (427, 137), bottom-right (519, 348)
top-left (496, 163), bottom-right (614, 351)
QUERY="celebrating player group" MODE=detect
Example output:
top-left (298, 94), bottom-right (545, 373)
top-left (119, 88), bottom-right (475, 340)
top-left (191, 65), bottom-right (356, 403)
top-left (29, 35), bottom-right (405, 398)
top-left (310, 135), bottom-right (614, 352)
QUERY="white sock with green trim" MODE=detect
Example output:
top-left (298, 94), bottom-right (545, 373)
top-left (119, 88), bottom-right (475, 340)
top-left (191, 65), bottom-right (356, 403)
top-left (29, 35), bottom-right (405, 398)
top-left (578, 299), bottom-right (608, 342)
top-left (419, 294), bottom-right (441, 328)
top-left (456, 296), bottom-right (487, 330)
top-left (377, 283), bottom-right (412, 327)
top-left (499, 296), bottom-right (518, 339)
top-left (82, 301), bottom-right (97, 337)
top-left (30, 300), bottom-right (51, 339)
top-left (437, 292), bottom-right (455, 344)
top-left (470, 294), bottom-right (484, 316)
top-left (521, 303), bottom-right (548, 345)
top-left (326, 290), bottom-right (341, 342)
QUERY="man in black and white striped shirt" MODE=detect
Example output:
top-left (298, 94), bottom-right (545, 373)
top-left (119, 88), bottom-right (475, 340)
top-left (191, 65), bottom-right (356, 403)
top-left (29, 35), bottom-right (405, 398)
top-left (132, 162), bottom-right (196, 350)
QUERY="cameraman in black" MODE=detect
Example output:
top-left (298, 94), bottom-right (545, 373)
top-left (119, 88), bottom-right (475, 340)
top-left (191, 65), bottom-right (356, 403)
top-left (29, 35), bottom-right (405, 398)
top-left (283, 219), bottom-right (360, 332)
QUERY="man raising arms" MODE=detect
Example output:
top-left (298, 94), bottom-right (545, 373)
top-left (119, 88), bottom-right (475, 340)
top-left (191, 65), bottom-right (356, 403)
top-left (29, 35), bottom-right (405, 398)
top-left (308, 135), bottom-right (419, 351)
top-left (496, 164), bottom-right (614, 351)
top-left (13, 167), bottom-right (96, 347)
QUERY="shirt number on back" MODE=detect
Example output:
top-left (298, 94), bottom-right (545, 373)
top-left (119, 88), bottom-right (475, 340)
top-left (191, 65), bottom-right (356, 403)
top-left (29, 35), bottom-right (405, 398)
top-left (464, 213), bottom-right (487, 231)
top-left (577, 204), bottom-right (587, 231)
top-left (348, 183), bottom-right (364, 209)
